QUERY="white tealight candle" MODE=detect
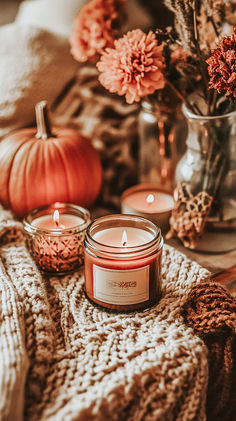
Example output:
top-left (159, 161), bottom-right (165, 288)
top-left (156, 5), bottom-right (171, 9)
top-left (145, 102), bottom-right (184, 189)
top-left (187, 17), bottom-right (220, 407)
top-left (93, 226), bottom-right (154, 248)
top-left (32, 211), bottom-right (84, 231)
top-left (121, 184), bottom-right (174, 232)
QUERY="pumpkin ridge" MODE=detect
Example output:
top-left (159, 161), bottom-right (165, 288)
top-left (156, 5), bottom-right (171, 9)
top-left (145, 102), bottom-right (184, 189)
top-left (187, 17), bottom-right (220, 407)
top-left (61, 136), bottom-right (86, 202)
top-left (51, 136), bottom-right (71, 202)
top-left (25, 140), bottom-right (47, 212)
top-left (58, 134), bottom-right (95, 205)
top-left (58, 134), bottom-right (86, 203)
top-left (8, 138), bottom-right (37, 214)
top-left (3, 132), bottom-right (37, 209)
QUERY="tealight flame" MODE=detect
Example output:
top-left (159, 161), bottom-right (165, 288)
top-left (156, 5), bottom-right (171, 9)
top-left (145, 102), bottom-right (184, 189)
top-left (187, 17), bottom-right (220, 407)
top-left (53, 210), bottom-right (60, 226)
top-left (122, 230), bottom-right (128, 247)
top-left (174, 189), bottom-right (178, 202)
top-left (53, 210), bottom-right (65, 229)
top-left (146, 194), bottom-right (155, 204)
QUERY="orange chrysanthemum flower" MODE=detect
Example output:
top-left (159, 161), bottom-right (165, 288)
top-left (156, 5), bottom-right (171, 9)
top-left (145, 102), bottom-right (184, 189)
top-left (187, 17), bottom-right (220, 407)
top-left (206, 31), bottom-right (236, 99)
top-left (70, 0), bottom-right (123, 63)
top-left (97, 29), bottom-right (166, 104)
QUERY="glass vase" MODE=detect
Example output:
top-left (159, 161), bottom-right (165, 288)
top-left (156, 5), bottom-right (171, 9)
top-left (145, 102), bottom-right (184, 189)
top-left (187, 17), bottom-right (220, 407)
top-left (138, 97), bottom-right (187, 191)
top-left (175, 104), bottom-right (236, 252)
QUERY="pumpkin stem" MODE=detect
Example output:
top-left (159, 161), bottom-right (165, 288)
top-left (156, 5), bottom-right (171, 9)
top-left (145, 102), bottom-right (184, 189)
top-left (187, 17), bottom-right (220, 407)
top-left (35, 101), bottom-right (54, 139)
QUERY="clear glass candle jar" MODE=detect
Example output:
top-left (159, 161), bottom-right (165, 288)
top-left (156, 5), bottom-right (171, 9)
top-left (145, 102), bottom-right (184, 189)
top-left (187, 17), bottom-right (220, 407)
top-left (23, 202), bottom-right (91, 274)
top-left (84, 214), bottom-right (163, 312)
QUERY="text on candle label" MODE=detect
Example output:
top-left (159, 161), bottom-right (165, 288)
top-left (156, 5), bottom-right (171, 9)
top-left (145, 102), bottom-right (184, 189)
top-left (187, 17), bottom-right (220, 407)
top-left (93, 264), bottom-right (149, 305)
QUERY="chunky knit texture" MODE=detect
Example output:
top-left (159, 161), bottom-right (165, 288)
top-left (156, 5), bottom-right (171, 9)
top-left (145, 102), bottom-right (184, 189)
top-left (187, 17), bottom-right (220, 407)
top-left (182, 282), bottom-right (236, 421)
top-left (0, 204), bottom-right (223, 421)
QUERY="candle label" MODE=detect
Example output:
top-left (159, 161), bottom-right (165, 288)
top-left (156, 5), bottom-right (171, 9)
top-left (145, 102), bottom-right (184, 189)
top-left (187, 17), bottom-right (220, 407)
top-left (93, 264), bottom-right (149, 305)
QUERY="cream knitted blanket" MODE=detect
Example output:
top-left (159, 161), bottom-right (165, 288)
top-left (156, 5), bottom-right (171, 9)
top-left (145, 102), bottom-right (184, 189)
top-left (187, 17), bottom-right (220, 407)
top-left (0, 205), bottom-right (211, 421)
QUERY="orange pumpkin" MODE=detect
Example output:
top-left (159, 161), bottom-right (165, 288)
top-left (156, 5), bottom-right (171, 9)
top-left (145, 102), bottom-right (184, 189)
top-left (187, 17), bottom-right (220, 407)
top-left (0, 101), bottom-right (102, 216)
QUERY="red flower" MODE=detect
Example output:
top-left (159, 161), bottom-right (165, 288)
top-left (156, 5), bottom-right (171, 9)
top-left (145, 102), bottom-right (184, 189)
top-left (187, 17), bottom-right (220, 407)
top-left (70, 0), bottom-right (124, 63)
top-left (206, 31), bottom-right (236, 99)
top-left (97, 29), bottom-right (166, 104)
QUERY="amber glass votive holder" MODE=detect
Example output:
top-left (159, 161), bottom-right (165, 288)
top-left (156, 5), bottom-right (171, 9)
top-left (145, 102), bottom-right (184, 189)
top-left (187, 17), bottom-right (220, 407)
top-left (23, 202), bottom-right (91, 274)
top-left (84, 214), bottom-right (163, 312)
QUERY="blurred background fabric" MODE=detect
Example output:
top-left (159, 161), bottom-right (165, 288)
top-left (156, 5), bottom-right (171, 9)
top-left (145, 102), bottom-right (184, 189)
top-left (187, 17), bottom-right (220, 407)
top-left (0, 0), bottom-right (154, 140)
top-left (0, 0), bottom-right (174, 208)
top-left (0, 0), bottom-right (23, 25)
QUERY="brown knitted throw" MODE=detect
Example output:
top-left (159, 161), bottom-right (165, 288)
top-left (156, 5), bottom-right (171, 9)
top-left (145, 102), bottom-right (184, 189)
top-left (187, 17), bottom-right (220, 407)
top-left (182, 282), bottom-right (236, 421)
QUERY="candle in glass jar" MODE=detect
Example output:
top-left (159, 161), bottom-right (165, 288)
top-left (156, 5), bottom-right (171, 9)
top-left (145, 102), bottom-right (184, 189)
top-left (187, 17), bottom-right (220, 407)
top-left (93, 227), bottom-right (154, 247)
top-left (23, 203), bottom-right (90, 274)
top-left (84, 214), bottom-right (163, 312)
top-left (121, 184), bottom-right (174, 232)
top-left (32, 211), bottom-right (85, 231)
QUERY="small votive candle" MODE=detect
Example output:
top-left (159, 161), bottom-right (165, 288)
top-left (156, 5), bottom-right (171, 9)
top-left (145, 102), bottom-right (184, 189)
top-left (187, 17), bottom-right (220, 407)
top-left (121, 184), bottom-right (174, 232)
top-left (84, 214), bottom-right (163, 312)
top-left (23, 202), bottom-right (90, 274)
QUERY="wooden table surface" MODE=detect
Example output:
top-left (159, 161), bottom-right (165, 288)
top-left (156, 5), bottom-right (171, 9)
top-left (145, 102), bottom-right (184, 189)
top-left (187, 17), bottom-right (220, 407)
top-left (165, 236), bottom-right (236, 296)
top-left (211, 266), bottom-right (236, 296)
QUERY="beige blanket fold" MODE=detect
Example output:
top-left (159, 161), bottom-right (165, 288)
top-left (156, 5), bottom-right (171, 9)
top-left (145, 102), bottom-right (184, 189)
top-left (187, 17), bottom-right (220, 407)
top-left (0, 23), bottom-right (78, 140)
top-left (0, 205), bottom-right (211, 421)
top-left (0, 256), bottom-right (29, 421)
top-left (0, 209), bottom-right (27, 421)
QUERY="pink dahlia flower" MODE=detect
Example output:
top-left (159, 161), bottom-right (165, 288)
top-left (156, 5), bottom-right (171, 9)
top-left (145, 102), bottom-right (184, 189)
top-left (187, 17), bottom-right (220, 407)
top-left (70, 0), bottom-right (121, 63)
top-left (97, 29), bottom-right (166, 104)
top-left (206, 31), bottom-right (236, 99)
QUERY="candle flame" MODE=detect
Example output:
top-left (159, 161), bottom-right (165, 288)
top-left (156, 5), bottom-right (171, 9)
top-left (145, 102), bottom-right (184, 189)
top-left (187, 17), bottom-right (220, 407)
top-left (174, 189), bottom-right (179, 202)
top-left (146, 194), bottom-right (155, 204)
top-left (53, 210), bottom-right (60, 226)
top-left (122, 230), bottom-right (128, 247)
top-left (52, 210), bottom-right (66, 229)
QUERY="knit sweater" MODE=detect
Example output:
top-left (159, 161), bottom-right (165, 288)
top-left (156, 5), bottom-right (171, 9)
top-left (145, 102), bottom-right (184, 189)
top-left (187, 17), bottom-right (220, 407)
top-left (183, 281), bottom-right (236, 421)
top-left (0, 205), bottom-right (229, 421)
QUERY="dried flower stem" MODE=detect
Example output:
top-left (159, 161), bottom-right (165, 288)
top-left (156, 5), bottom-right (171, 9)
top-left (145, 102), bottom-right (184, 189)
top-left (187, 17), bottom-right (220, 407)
top-left (212, 156), bottom-right (225, 198)
top-left (193, 0), bottom-right (210, 111)
top-left (210, 90), bottom-right (218, 115)
top-left (192, 101), bottom-right (203, 115)
top-left (165, 77), bottom-right (203, 115)
top-left (209, 15), bottom-right (219, 38)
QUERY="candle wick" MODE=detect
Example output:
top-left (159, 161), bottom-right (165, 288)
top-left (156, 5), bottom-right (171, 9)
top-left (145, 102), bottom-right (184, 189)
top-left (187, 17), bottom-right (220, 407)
top-left (54, 218), bottom-right (65, 230)
top-left (55, 221), bottom-right (66, 230)
top-left (121, 230), bottom-right (128, 247)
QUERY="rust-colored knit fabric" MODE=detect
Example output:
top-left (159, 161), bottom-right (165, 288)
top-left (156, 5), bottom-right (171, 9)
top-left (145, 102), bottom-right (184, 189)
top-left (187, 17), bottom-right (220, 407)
top-left (182, 281), bottom-right (236, 421)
